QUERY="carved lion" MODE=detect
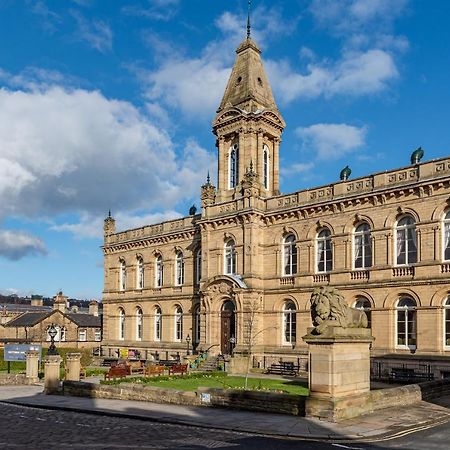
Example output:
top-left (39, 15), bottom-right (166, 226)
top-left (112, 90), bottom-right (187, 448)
top-left (310, 286), bottom-right (368, 334)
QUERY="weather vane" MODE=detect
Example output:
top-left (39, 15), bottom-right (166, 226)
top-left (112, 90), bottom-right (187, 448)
top-left (247, 0), bottom-right (251, 38)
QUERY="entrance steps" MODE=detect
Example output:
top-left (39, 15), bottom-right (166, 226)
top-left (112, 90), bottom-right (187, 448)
top-left (190, 356), bottom-right (220, 372)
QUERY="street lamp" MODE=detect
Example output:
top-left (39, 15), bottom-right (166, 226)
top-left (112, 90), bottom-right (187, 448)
top-left (47, 323), bottom-right (59, 356)
top-left (186, 334), bottom-right (191, 356)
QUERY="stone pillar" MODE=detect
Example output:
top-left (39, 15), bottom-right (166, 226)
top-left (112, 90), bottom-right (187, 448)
top-left (65, 353), bottom-right (82, 382)
top-left (25, 351), bottom-right (40, 384)
top-left (303, 327), bottom-right (373, 421)
top-left (44, 355), bottom-right (62, 394)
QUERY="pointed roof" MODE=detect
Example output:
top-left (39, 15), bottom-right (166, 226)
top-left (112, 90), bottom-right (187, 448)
top-left (217, 37), bottom-right (278, 113)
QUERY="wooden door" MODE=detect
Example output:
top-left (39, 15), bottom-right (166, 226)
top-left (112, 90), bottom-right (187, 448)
top-left (221, 310), bottom-right (232, 355)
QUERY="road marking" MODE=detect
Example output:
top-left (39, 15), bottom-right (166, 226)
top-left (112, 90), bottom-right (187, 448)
top-left (332, 444), bottom-right (363, 449)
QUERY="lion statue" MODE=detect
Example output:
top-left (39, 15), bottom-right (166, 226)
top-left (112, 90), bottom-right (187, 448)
top-left (310, 286), bottom-right (368, 335)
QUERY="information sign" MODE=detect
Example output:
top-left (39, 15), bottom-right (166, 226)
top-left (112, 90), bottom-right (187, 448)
top-left (4, 344), bottom-right (42, 362)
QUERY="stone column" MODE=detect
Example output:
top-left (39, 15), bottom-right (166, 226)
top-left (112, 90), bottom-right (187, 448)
top-left (25, 351), bottom-right (40, 384)
top-left (44, 355), bottom-right (62, 394)
top-left (303, 327), bottom-right (373, 421)
top-left (65, 353), bottom-right (82, 382)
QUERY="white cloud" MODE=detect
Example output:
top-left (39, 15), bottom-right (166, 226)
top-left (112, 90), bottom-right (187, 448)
top-left (296, 123), bottom-right (367, 160)
top-left (72, 11), bottom-right (113, 53)
top-left (122, 0), bottom-right (180, 21)
top-left (281, 162), bottom-right (315, 176)
top-left (267, 49), bottom-right (398, 103)
top-left (0, 230), bottom-right (47, 260)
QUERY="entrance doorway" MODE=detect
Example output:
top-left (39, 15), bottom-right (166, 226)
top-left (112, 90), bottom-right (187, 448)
top-left (221, 300), bottom-right (236, 355)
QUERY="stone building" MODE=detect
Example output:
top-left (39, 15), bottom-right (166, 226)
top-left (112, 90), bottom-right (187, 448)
top-left (101, 32), bottom-right (450, 374)
top-left (1, 291), bottom-right (102, 350)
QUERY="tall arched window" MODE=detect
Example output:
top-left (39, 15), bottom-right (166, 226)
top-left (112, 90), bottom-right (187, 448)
top-left (60, 326), bottom-right (67, 342)
top-left (224, 239), bottom-right (236, 275)
top-left (283, 301), bottom-right (297, 344)
top-left (354, 223), bottom-right (372, 269)
top-left (263, 144), bottom-right (269, 190)
top-left (282, 234), bottom-right (297, 276)
top-left (119, 260), bottom-right (126, 291)
top-left (396, 297), bottom-right (417, 349)
top-left (195, 249), bottom-right (202, 285)
top-left (317, 228), bottom-right (332, 273)
top-left (46, 325), bottom-right (62, 342)
top-left (194, 305), bottom-right (201, 346)
top-left (118, 308), bottom-right (125, 341)
top-left (175, 306), bottom-right (183, 341)
top-left (154, 306), bottom-right (162, 341)
top-left (354, 297), bottom-right (372, 328)
top-left (443, 211), bottom-right (450, 261)
top-left (229, 143), bottom-right (239, 188)
top-left (137, 256), bottom-right (144, 289)
top-left (444, 297), bottom-right (450, 349)
top-left (175, 251), bottom-right (184, 286)
top-left (155, 255), bottom-right (163, 288)
top-left (395, 216), bottom-right (417, 265)
top-left (136, 307), bottom-right (143, 341)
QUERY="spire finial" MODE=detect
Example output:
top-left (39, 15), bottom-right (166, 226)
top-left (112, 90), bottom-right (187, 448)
top-left (108, 209), bottom-right (111, 218)
top-left (207, 171), bottom-right (211, 184)
top-left (247, 0), bottom-right (251, 39)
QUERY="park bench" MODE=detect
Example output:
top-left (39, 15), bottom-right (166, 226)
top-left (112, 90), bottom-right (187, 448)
top-left (158, 360), bottom-right (179, 368)
top-left (104, 364), bottom-right (130, 380)
top-left (144, 365), bottom-right (166, 377)
top-left (389, 367), bottom-right (434, 383)
top-left (168, 363), bottom-right (188, 376)
top-left (128, 360), bottom-right (145, 374)
top-left (266, 362), bottom-right (299, 376)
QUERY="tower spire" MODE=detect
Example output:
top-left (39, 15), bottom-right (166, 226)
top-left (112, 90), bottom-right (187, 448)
top-left (247, 0), bottom-right (251, 39)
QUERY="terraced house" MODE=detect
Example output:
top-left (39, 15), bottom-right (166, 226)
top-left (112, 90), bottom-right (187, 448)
top-left (101, 32), bottom-right (450, 375)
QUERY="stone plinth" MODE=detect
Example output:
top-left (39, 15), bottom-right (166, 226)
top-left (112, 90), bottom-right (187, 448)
top-left (44, 355), bottom-right (62, 394)
top-left (25, 351), bottom-right (40, 384)
top-left (65, 353), bottom-right (81, 382)
top-left (303, 327), bottom-right (373, 421)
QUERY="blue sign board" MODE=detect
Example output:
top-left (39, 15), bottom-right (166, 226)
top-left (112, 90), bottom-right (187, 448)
top-left (4, 344), bottom-right (42, 362)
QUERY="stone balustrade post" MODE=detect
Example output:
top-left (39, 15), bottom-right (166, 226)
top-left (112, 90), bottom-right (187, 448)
top-left (25, 351), bottom-right (40, 384)
top-left (65, 353), bottom-right (82, 382)
top-left (44, 355), bottom-right (62, 394)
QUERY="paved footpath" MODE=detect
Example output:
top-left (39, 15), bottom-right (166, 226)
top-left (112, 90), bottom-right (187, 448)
top-left (0, 383), bottom-right (450, 443)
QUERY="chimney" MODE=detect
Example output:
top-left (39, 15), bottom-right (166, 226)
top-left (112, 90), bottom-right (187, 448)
top-left (53, 291), bottom-right (68, 312)
top-left (89, 300), bottom-right (99, 317)
top-left (31, 295), bottom-right (43, 307)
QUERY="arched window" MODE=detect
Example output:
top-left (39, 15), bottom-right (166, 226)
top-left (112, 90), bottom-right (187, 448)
top-left (395, 216), bottom-right (417, 265)
top-left (175, 306), bottom-right (183, 341)
top-left (136, 308), bottom-right (143, 341)
top-left (119, 260), bottom-right (126, 291)
top-left (194, 305), bottom-right (201, 346)
top-left (155, 255), bottom-right (163, 288)
top-left (195, 249), bottom-right (202, 285)
top-left (224, 239), bottom-right (236, 275)
top-left (444, 297), bottom-right (450, 349)
top-left (283, 302), bottom-right (297, 344)
top-left (229, 144), bottom-right (239, 188)
top-left (396, 297), bottom-right (417, 349)
top-left (60, 326), bottom-right (67, 342)
top-left (282, 234), bottom-right (297, 276)
top-left (175, 251), bottom-right (184, 286)
top-left (263, 144), bottom-right (269, 190)
top-left (354, 223), bottom-right (372, 269)
top-left (354, 297), bottom-right (372, 328)
top-left (118, 308), bottom-right (125, 341)
top-left (317, 228), bottom-right (332, 273)
top-left (46, 325), bottom-right (61, 342)
top-left (154, 306), bottom-right (162, 341)
top-left (137, 256), bottom-right (144, 289)
top-left (443, 211), bottom-right (450, 261)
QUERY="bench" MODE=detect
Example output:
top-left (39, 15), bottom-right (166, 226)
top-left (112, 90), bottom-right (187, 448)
top-left (104, 364), bottom-right (130, 380)
top-left (128, 360), bottom-right (145, 374)
top-left (266, 362), bottom-right (299, 376)
top-left (168, 364), bottom-right (188, 376)
top-left (389, 367), bottom-right (434, 383)
top-left (144, 365), bottom-right (166, 377)
top-left (158, 360), bottom-right (179, 368)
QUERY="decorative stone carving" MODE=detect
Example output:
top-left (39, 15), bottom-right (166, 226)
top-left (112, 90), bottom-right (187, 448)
top-left (310, 286), bottom-right (368, 335)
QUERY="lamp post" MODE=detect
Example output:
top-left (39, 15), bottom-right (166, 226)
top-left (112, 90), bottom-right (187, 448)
top-left (186, 334), bottom-right (191, 356)
top-left (229, 336), bottom-right (236, 357)
top-left (47, 323), bottom-right (59, 356)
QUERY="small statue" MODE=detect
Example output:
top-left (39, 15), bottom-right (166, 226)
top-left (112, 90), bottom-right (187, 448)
top-left (340, 165), bottom-right (351, 181)
top-left (411, 147), bottom-right (424, 165)
top-left (310, 286), bottom-right (368, 335)
top-left (189, 204), bottom-right (197, 215)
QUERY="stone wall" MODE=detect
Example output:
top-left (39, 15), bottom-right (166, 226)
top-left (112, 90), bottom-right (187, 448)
top-left (62, 381), bottom-right (305, 416)
top-left (0, 374), bottom-right (28, 385)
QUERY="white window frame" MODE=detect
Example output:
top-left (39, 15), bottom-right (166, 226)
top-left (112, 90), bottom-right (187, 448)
top-left (79, 329), bottom-right (87, 342)
top-left (119, 260), bottom-right (126, 291)
top-left (443, 211), bottom-right (450, 261)
top-left (282, 234), bottom-right (297, 276)
top-left (60, 326), bottom-right (67, 342)
top-left (119, 308), bottom-right (125, 341)
top-left (395, 298), bottom-right (417, 350)
top-left (395, 216), bottom-right (417, 266)
top-left (444, 297), bottom-right (450, 350)
top-left (353, 223), bottom-right (372, 269)
top-left (155, 256), bottom-right (163, 288)
top-left (317, 228), bottom-right (332, 273)
top-left (229, 143), bottom-right (239, 189)
top-left (283, 302), bottom-right (296, 345)
top-left (136, 308), bottom-right (143, 341)
top-left (174, 306), bottom-right (183, 342)
top-left (154, 307), bottom-right (162, 341)
top-left (94, 329), bottom-right (102, 342)
top-left (224, 240), bottom-right (236, 275)
top-left (136, 257), bottom-right (144, 290)
top-left (263, 144), bottom-right (269, 190)
top-left (175, 251), bottom-right (184, 286)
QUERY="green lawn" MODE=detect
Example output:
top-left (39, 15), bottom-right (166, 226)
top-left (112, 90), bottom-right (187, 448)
top-left (105, 373), bottom-right (309, 396)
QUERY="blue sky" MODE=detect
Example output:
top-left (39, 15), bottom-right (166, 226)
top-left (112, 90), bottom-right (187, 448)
top-left (1, 0), bottom-right (450, 299)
